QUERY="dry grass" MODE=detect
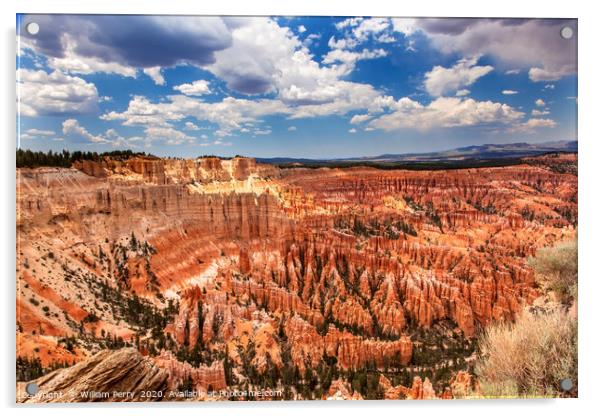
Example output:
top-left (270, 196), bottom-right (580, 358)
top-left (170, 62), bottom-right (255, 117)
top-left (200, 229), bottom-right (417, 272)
top-left (476, 307), bottom-right (577, 398)
top-left (528, 240), bottom-right (577, 305)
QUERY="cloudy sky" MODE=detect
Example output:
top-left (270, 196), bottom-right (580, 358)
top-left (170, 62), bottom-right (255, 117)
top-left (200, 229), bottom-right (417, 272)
top-left (17, 15), bottom-right (577, 158)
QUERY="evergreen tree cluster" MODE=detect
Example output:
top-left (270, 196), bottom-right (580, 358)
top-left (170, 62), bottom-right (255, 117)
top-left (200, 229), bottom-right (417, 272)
top-left (16, 149), bottom-right (151, 168)
top-left (16, 356), bottom-right (71, 382)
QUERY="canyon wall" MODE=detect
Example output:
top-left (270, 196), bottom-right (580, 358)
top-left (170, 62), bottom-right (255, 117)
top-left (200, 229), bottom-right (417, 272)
top-left (16, 155), bottom-right (577, 400)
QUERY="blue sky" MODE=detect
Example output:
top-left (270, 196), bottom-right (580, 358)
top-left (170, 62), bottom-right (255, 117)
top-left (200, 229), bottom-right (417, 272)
top-left (16, 15), bottom-right (577, 158)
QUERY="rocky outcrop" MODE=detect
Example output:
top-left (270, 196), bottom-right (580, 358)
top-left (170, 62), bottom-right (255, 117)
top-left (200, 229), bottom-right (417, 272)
top-left (284, 316), bottom-right (412, 370)
top-left (324, 379), bottom-right (363, 400)
top-left (73, 156), bottom-right (278, 185)
top-left (17, 348), bottom-right (168, 403)
top-left (393, 376), bottom-right (438, 400)
top-left (396, 376), bottom-right (438, 400)
top-left (153, 351), bottom-right (227, 393)
top-left (379, 375), bottom-right (407, 400)
top-left (449, 370), bottom-right (477, 398)
top-left (379, 371), bottom-right (479, 400)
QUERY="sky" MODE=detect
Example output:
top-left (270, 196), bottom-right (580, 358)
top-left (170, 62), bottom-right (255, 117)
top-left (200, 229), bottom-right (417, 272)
top-left (16, 15), bottom-right (577, 159)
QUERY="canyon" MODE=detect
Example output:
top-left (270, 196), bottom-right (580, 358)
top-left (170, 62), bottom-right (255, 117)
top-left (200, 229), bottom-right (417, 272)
top-left (16, 153), bottom-right (577, 401)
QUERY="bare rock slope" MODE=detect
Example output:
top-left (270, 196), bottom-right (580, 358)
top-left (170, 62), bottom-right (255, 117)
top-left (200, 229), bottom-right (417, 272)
top-left (18, 348), bottom-right (168, 403)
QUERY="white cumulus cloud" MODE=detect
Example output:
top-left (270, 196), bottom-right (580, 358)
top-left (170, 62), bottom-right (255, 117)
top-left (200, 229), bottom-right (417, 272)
top-left (174, 80), bottom-right (211, 96)
top-left (369, 97), bottom-right (524, 132)
top-left (184, 121), bottom-right (200, 130)
top-left (350, 114), bottom-right (371, 124)
top-left (423, 56), bottom-right (493, 97)
top-left (62, 119), bottom-right (107, 143)
top-left (63, 119), bottom-right (146, 147)
top-left (143, 67), bottom-right (165, 85)
top-left (531, 109), bottom-right (550, 116)
top-left (17, 69), bottom-right (99, 116)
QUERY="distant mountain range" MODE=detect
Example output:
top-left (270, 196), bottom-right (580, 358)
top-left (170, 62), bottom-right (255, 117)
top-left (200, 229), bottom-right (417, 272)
top-left (257, 140), bottom-right (577, 165)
